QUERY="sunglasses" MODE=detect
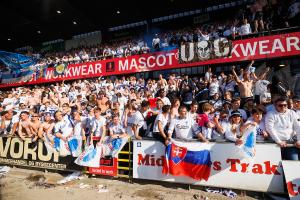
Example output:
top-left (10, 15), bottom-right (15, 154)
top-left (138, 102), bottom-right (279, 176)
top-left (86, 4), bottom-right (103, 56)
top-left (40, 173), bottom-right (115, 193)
top-left (32, 115), bottom-right (39, 117)
top-left (277, 104), bottom-right (287, 108)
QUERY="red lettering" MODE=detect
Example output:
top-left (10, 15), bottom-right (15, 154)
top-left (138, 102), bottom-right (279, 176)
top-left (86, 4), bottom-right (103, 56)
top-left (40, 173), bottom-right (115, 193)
top-left (156, 156), bottom-right (165, 166)
top-left (213, 161), bottom-right (221, 171)
top-left (287, 181), bottom-right (299, 196)
top-left (150, 155), bottom-right (155, 166)
top-left (252, 164), bottom-right (263, 174)
top-left (264, 161), bottom-right (280, 175)
top-left (240, 163), bottom-right (249, 173)
top-left (226, 159), bottom-right (240, 172)
top-left (138, 154), bottom-right (150, 165)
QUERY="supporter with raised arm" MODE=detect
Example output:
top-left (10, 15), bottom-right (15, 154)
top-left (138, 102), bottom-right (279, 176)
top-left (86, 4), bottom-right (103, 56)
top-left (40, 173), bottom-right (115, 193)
top-left (212, 109), bottom-right (229, 141)
top-left (265, 97), bottom-right (300, 160)
top-left (242, 108), bottom-right (269, 142)
top-left (168, 106), bottom-right (207, 142)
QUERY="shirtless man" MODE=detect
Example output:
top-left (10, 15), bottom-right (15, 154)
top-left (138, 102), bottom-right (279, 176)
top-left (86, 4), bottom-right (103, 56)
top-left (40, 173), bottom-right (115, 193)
top-left (97, 91), bottom-right (108, 114)
top-left (30, 113), bottom-right (42, 142)
top-left (26, 92), bottom-right (41, 108)
top-left (18, 111), bottom-right (32, 140)
top-left (157, 74), bottom-right (168, 89)
top-left (50, 92), bottom-right (59, 107)
top-left (38, 112), bottom-right (55, 143)
top-left (232, 61), bottom-right (269, 107)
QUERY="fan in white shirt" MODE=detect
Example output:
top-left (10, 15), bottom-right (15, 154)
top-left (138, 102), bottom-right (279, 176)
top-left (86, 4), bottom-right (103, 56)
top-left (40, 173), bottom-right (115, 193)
top-left (109, 115), bottom-right (127, 139)
top-left (168, 106), bottom-right (207, 142)
top-left (265, 98), bottom-right (300, 148)
top-left (242, 108), bottom-right (269, 142)
top-left (90, 108), bottom-right (106, 143)
top-left (239, 19), bottom-right (252, 35)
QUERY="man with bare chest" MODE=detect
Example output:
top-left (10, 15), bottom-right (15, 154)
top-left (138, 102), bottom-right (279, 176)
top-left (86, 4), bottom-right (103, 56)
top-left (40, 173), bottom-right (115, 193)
top-left (97, 91), bottom-right (108, 113)
top-left (30, 113), bottom-right (42, 142)
top-left (18, 111), bottom-right (32, 140)
top-left (232, 61), bottom-right (269, 107)
top-left (38, 112), bottom-right (55, 143)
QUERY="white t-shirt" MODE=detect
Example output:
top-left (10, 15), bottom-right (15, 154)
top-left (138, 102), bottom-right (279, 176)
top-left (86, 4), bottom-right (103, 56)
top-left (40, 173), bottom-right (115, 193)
top-left (91, 117), bottom-right (106, 137)
top-left (73, 122), bottom-right (83, 137)
top-left (255, 80), bottom-right (270, 96)
top-left (239, 23), bottom-right (252, 35)
top-left (109, 123), bottom-right (126, 135)
top-left (168, 116), bottom-right (201, 139)
top-left (152, 38), bottom-right (160, 46)
top-left (54, 119), bottom-right (73, 137)
top-left (133, 111), bottom-right (146, 131)
top-left (2, 98), bottom-right (15, 106)
top-left (205, 72), bottom-right (211, 82)
top-left (209, 81), bottom-right (219, 96)
top-left (245, 118), bottom-right (266, 141)
top-left (161, 97), bottom-right (171, 105)
top-left (125, 114), bottom-right (135, 136)
top-left (153, 113), bottom-right (169, 133)
top-left (188, 111), bottom-right (198, 123)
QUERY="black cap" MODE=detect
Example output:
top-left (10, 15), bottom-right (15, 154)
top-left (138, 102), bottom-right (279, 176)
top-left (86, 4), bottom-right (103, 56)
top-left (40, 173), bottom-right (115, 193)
top-left (223, 100), bottom-right (231, 105)
top-left (230, 110), bottom-right (242, 118)
top-left (292, 95), bottom-right (300, 101)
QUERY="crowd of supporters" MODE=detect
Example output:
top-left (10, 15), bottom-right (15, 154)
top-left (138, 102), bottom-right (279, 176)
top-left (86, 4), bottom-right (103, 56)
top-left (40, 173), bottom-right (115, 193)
top-left (32, 0), bottom-right (300, 66)
top-left (0, 60), bottom-right (299, 160)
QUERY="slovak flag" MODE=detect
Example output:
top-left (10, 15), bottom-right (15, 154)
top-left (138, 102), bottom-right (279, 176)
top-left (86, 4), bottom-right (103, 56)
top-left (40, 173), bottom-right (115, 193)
top-left (162, 140), bottom-right (211, 181)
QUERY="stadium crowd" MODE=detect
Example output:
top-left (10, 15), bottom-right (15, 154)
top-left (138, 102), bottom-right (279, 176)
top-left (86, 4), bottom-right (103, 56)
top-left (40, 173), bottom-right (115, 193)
top-left (0, 60), bottom-right (300, 160)
top-left (37, 0), bottom-right (300, 65)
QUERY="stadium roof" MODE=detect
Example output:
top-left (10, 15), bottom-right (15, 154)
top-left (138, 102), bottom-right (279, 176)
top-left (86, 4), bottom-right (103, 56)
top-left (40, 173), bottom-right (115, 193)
top-left (0, 0), bottom-right (244, 51)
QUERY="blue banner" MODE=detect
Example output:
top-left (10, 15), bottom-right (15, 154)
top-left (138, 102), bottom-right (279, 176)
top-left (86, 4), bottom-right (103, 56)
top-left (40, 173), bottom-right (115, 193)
top-left (0, 51), bottom-right (38, 84)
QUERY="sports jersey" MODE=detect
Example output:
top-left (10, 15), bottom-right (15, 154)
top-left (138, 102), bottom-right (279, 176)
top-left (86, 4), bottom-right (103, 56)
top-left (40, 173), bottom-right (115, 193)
top-left (168, 115), bottom-right (201, 139)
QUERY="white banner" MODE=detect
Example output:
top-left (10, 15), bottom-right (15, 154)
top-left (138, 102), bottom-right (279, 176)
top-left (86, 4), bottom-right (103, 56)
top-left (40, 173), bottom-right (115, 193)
top-left (282, 161), bottom-right (300, 200)
top-left (133, 140), bottom-right (284, 193)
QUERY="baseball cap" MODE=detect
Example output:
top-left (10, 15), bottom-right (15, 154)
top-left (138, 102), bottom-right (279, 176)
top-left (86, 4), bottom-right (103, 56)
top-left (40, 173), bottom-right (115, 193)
top-left (229, 110), bottom-right (242, 118)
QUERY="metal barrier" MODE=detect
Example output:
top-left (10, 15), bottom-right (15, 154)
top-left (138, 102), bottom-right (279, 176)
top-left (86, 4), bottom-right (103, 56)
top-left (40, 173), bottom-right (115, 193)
top-left (117, 139), bottom-right (132, 179)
